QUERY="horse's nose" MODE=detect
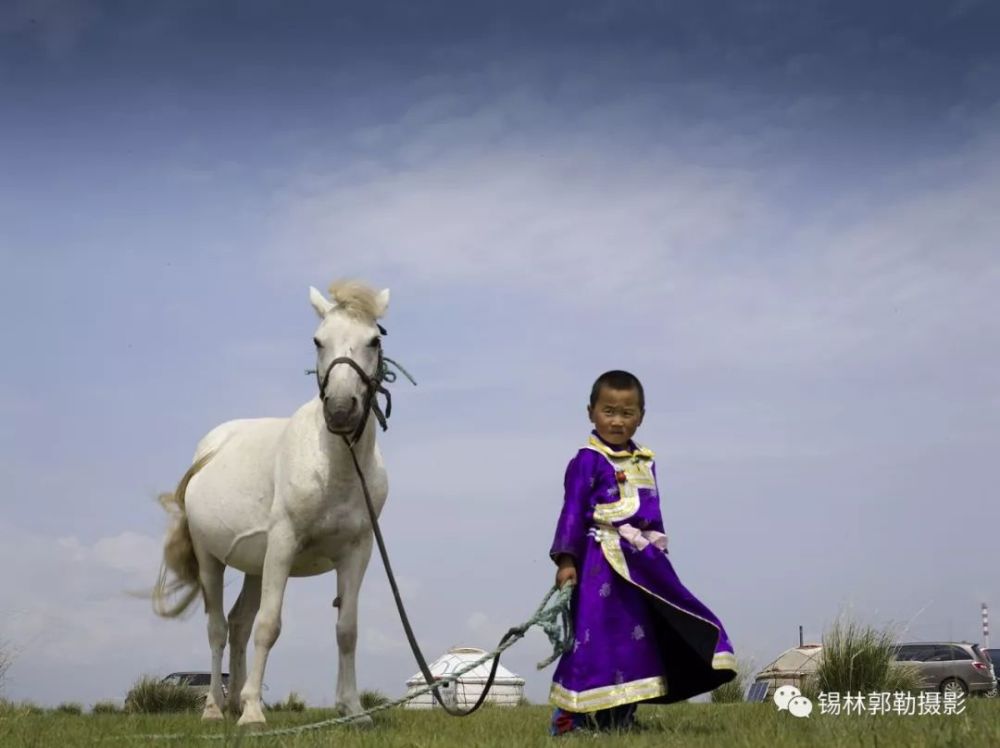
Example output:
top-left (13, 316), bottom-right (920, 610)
top-left (325, 395), bottom-right (360, 427)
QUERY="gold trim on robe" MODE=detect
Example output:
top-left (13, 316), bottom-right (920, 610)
top-left (551, 676), bottom-right (668, 712)
top-left (585, 439), bottom-right (656, 524)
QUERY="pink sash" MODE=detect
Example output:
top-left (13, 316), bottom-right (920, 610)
top-left (618, 523), bottom-right (668, 552)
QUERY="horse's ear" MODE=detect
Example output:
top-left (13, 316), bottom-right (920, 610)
top-left (374, 288), bottom-right (390, 318)
top-left (309, 286), bottom-right (334, 318)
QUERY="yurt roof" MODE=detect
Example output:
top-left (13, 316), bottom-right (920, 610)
top-left (406, 647), bottom-right (525, 686)
top-left (758, 644), bottom-right (824, 675)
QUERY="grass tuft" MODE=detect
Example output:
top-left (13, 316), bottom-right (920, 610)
top-left (267, 691), bottom-right (307, 712)
top-left (812, 617), bottom-right (922, 697)
top-left (91, 700), bottom-right (122, 714)
top-left (359, 689), bottom-right (391, 710)
top-left (124, 675), bottom-right (203, 714)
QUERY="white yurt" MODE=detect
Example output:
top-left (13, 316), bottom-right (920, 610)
top-left (753, 644), bottom-right (824, 699)
top-left (404, 646), bottom-right (525, 709)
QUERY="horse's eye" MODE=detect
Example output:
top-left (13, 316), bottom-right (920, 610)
top-left (313, 337), bottom-right (323, 348)
top-left (368, 336), bottom-right (380, 348)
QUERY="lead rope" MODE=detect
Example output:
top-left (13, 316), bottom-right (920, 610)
top-left (342, 435), bottom-right (565, 716)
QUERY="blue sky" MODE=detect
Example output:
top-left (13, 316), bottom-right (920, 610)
top-left (1, 0), bottom-right (999, 708)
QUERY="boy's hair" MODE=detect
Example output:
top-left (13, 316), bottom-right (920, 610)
top-left (589, 370), bottom-right (645, 411)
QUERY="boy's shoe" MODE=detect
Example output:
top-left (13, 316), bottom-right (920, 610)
top-left (550, 707), bottom-right (590, 736)
top-left (550, 703), bottom-right (639, 736)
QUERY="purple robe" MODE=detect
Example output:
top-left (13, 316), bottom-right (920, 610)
top-left (548, 431), bottom-right (736, 712)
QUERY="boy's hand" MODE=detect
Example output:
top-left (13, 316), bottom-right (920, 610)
top-left (556, 566), bottom-right (577, 588)
top-left (555, 555), bottom-right (577, 588)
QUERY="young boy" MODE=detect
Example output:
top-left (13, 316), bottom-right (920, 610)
top-left (549, 370), bottom-right (736, 734)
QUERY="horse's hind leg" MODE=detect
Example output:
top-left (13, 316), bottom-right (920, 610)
top-left (334, 532), bottom-right (374, 721)
top-left (226, 574), bottom-right (262, 715)
top-left (198, 553), bottom-right (228, 721)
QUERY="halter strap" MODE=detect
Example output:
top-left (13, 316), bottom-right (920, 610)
top-left (317, 347), bottom-right (390, 444)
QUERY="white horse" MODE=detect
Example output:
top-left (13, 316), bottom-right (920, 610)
top-left (152, 280), bottom-right (391, 726)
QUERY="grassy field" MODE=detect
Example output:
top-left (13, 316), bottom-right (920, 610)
top-left (0, 701), bottom-right (996, 747)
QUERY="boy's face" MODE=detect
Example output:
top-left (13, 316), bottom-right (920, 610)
top-left (588, 385), bottom-right (643, 448)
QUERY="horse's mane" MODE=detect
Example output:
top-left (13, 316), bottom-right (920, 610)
top-left (328, 279), bottom-right (383, 320)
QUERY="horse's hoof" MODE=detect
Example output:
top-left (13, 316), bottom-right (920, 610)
top-left (236, 702), bottom-right (267, 727)
top-left (347, 714), bottom-right (374, 729)
top-left (201, 703), bottom-right (224, 722)
top-left (336, 703), bottom-right (374, 729)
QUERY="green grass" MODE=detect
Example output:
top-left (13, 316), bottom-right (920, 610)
top-left (0, 702), bottom-right (995, 747)
top-left (0, 700), bottom-right (45, 716)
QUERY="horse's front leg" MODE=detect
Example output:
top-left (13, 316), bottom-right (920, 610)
top-left (335, 532), bottom-right (374, 721)
top-left (237, 522), bottom-right (297, 726)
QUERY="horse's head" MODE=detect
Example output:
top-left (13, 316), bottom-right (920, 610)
top-left (309, 281), bottom-right (390, 437)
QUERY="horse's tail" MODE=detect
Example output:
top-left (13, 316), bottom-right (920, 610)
top-left (152, 450), bottom-right (216, 618)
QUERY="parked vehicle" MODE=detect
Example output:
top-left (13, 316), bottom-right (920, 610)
top-left (892, 642), bottom-right (995, 697)
top-left (161, 671), bottom-right (230, 700)
top-left (984, 648), bottom-right (1000, 692)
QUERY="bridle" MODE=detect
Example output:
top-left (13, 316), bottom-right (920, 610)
top-left (314, 323), bottom-right (392, 445)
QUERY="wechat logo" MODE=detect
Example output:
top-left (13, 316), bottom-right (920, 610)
top-left (774, 685), bottom-right (813, 718)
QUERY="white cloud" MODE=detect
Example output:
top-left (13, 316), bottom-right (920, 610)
top-left (254, 125), bottom-right (1000, 520)
top-left (272, 146), bottom-right (775, 301)
top-left (465, 610), bottom-right (508, 647)
top-left (360, 626), bottom-right (408, 656)
top-left (0, 524), bottom-right (195, 702)
top-left (93, 532), bottom-right (163, 575)
top-left (270, 121), bottom-right (1000, 388)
